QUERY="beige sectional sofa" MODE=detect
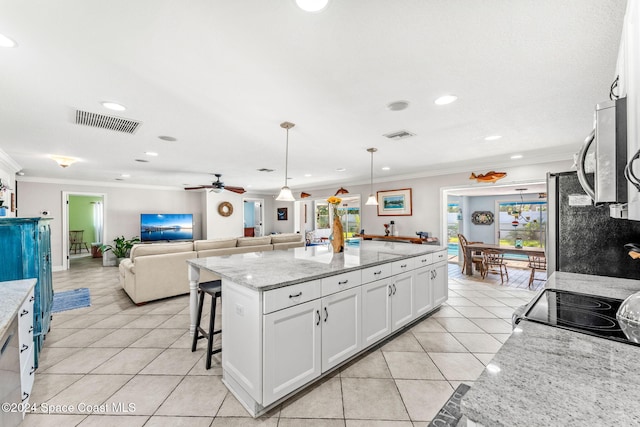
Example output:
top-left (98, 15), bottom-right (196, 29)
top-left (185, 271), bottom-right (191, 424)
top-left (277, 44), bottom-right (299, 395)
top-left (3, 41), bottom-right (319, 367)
top-left (118, 233), bottom-right (304, 304)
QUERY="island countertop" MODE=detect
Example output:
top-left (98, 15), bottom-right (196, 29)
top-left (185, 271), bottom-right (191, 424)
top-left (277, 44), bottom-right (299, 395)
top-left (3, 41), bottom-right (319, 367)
top-left (461, 272), bottom-right (640, 426)
top-left (0, 279), bottom-right (36, 339)
top-left (186, 240), bottom-right (447, 291)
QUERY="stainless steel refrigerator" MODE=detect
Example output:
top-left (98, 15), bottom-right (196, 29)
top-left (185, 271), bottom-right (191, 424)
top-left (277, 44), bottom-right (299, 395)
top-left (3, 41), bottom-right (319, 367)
top-left (547, 171), bottom-right (640, 279)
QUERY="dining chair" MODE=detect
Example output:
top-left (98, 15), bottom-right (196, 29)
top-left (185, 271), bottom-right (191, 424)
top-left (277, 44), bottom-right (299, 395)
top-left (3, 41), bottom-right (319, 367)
top-left (481, 249), bottom-right (509, 283)
top-left (69, 230), bottom-right (90, 254)
top-left (457, 233), bottom-right (484, 275)
top-left (527, 255), bottom-right (547, 288)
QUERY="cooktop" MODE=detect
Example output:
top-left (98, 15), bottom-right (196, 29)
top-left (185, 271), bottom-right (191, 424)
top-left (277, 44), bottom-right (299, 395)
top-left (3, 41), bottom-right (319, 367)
top-left (520, 289), bottom-right (639, 347)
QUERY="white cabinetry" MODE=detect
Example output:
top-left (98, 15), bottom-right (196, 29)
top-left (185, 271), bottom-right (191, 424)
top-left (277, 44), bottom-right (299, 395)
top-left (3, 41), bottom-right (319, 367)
top-left (391, 272), bottom-right (414, 331)
top-left (18, 287), bottom-right (35, 410)
top-left (321, 287), bottom-right (361, 371)
top-left (432, 261), bottom-right (448, 306)
top-left (414, 266), bottom-right (434, 317)
top-left (361, 278), bottom-right (392, 347)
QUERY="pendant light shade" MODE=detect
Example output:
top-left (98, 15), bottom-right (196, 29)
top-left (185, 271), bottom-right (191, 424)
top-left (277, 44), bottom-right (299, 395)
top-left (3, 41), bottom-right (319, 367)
top-left (365, 148), bottom-right (379, 206)
top-left (276, 122), bottom-right (296, 202)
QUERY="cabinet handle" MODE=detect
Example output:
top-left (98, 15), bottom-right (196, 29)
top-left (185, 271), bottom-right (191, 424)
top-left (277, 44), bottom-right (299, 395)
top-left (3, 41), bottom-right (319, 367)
top-left (28, 326), bottom-right (33, 334)
top-left (20, 344), bottom-right (29, 353)
top-left (388, 285), bottom-right (392, 296)
top-left (316, 310), bottom-right (321, 326)
top-left (29, 295), bottom-right (35, 302)
top-left (392, 284), bottom-right (396, 295)
top-left (401, 264), bottom-right (407, 268)
top-left (421, 259), bottom-right (427, 263)
top-left (289, 292), bottom-right (302, 298)
top-left (338, 280), bottom-right (348, 285)
top-left (20, 309), bottom-right (29, 317)
top-left (324, 307), bottom-right (328, 322)
top-left (374, 271), bottom-right (382, 275)
top-left (22, 392), bottom-right (29, 402)
top-left (433, 270), bottom-right (438, 279)
top-left (29, 366), bottom-right (35, 375)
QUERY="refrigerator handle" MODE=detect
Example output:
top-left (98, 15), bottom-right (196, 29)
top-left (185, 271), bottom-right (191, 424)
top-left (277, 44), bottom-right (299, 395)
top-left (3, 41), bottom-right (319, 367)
top-left (577, 129), bottom-right (596, 201)
top-left (624, 148), bottom-right (640, 192)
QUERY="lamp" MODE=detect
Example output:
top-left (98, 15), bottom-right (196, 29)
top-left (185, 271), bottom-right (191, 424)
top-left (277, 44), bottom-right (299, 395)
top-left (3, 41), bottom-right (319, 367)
top-left (365, 148), bottom-right (378, 206)
top-left (276, 121), bottom-right (296, 201)
top-left (50, 155), bottom-right (78, 168)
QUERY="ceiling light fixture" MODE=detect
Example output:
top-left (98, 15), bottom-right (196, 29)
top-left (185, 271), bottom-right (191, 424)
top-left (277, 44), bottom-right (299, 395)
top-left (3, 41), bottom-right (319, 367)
top-left (0, 33), bottom-right (17, 48)
top-left (386, 100), bottom-right (410, 111)
top-left (276, 121), bottom-right (296, 201)
top-left (50, 155), bottom-right (78, 168)
top-left (336, 168), bottom-right (346, 172)
top-left (366, 148), bottom-right (379, 206)
top-left (511, 154), bottom-right (523, 160)
top-left (295, 0), bottom-right (329, 12)
top-left (101, 101), bottom-right (126, 111)
top-left (158, 135), bottom-right (177, 142)
top-left (434, 95), bottom-right (458, 105)
top-left (484, 135), bottom-right (502, 141)
top-left (145, 151), bottom-right (158, 156)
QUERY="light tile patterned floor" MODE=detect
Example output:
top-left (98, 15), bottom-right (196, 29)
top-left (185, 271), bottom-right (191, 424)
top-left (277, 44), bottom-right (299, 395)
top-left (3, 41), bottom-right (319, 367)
top-left (22, 256), bottom-right (538, 426)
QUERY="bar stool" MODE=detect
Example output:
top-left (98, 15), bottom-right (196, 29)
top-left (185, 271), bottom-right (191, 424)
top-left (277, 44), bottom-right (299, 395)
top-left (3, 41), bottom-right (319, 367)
top-left (191, 280), bottom-right (222, 369)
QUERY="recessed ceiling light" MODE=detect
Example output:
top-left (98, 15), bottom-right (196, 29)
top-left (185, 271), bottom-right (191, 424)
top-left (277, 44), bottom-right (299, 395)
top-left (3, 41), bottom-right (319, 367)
top-left (484, 135), bottom-right (502, 141)
top-left (511, 154), bottom-right (523, 160)
top-left (134, 159), bottom-right (149, 163)
top-left (101, 101), bottom-right (126, 111)
top-left (304, 173), bottom-right (312, 177)
top-left (382, 166), bottom-right (390, 171)
top-left (336, 168), bottom-right (346, 172)
top-left (434, 95), bottom-right (458, 106)
top-left (145, 151), bottom-right (158, 157)
top-left (158, 135), bottom-right (177, 142)
top-left (120, 173), bottom-right (130, 178)
top-left (295, 0), bottom-right (329, 12)
top-left (386, 100), bottom-right (410, 111)
top-left (0, 33), bottom-right (17, 48)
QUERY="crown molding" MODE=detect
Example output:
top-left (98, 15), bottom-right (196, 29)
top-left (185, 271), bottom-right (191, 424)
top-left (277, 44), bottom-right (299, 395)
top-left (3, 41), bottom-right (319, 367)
top-left (0, 148), bottom-right (22, 173)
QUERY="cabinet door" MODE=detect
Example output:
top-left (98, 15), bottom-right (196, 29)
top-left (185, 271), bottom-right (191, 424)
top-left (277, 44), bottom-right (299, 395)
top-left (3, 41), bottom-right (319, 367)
top-left (321, 287), bottom-right (362, 371)
top-left (432, 261), bottom-right (448, 306)
top-left (413, 266), bottom-right (433, 317)
top-left (263, 299), bottom-right (321, 406)
top-left (391, 272), bottom-right (414, 331)
top-left (361, 278), bottom-right (392, 347)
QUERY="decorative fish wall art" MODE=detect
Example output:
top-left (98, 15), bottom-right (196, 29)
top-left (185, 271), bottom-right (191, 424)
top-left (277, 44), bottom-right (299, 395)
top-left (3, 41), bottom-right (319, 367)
top-left (469, 171), bottom-right (507, 183)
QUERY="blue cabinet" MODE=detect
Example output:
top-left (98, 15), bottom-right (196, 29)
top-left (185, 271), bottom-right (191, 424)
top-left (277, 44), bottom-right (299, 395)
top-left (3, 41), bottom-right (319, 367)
top-left (0, 218), bottom-right (53, 367)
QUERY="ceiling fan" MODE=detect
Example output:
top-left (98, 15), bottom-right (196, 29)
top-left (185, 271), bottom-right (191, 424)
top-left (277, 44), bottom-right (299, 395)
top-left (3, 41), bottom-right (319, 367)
top-left (185, 173), bottom-right (246, 194)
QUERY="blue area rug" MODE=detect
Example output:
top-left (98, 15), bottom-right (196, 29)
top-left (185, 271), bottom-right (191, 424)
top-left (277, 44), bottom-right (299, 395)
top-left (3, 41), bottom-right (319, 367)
top-left (52, 288), bottom-right (91, 313)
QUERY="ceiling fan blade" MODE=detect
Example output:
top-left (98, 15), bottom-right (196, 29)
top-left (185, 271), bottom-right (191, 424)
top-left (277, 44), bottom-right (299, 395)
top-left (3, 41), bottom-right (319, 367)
top-left (184, 185), bottom-right (213, 190)
top-left (225, 186), bottom-right (246, 194)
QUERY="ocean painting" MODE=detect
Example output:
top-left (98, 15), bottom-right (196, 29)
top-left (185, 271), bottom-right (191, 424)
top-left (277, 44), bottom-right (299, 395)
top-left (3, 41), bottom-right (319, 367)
top-left (383, 195), bottom-right (405, 211)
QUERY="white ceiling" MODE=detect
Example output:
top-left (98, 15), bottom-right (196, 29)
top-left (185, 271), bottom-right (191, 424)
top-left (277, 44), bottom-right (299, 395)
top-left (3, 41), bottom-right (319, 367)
top-left (0, 0), bottom-right (627, 194)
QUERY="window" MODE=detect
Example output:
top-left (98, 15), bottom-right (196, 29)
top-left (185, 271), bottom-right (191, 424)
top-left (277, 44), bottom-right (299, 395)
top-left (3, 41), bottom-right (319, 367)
top-left (315, 202), bottom-right (329, 229)
top-left (497, 201), bottom-right (547, 248)
top-left (447, 203), bottom-right (461, 256)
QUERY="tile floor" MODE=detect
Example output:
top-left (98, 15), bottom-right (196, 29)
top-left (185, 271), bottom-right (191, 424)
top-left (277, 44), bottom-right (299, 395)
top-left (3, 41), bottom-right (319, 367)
top-left (22, 256), bottom-right (538, 426)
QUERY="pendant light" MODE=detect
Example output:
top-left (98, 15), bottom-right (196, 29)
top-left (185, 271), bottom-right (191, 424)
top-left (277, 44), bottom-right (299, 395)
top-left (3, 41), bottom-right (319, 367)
top-left (365, 147), bottom-right (378, 205)
top-left (276, 121), bottom-right (296, 201)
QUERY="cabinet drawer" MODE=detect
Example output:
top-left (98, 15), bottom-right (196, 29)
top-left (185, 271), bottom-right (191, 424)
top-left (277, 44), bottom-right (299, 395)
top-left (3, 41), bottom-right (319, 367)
top-left (392, 258), bottom-right (416, 275)
top-left (263, 280), bottom-right (321, 314)
top-left (432, 250), bottom-right (447, 263)
top-left (361, 263), bottom-right (392, 284)
top-left (20, 347), bottom-right (35, 406)
top-left (414, 253), bottom-right (433, 267)
top-left (321, 271), bottom-right (361, 296)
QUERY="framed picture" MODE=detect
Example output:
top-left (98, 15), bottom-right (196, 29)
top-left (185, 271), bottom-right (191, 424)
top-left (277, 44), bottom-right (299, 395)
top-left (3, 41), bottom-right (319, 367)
top-left (471, 211), bottom-right (494, 225)
top-left (377, 188), bottom-right (412, 216)
top-left (277, 207), bottom-right (288, 221)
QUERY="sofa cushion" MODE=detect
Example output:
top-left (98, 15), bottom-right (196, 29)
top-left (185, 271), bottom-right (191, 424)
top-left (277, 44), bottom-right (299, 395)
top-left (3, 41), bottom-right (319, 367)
top-left (194, 238), bottom-right (238, 251)
top-left (271, 233), bottom-right (302, 244)
top-left (130, 241), bottom-right (194, 261)
top-left (237, 236), bottom-right (272, 247)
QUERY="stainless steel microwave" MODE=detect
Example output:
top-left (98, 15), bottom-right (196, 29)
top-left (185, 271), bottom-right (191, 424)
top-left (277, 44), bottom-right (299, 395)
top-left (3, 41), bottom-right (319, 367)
top-left (576, 97), bottom-right (627, 207)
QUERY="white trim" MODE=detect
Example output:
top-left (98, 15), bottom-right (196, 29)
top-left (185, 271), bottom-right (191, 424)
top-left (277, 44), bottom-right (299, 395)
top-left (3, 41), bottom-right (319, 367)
top-left (0, 147), bottom-right (22, 172)
top-left (62, 191), bottom-right (107, 270)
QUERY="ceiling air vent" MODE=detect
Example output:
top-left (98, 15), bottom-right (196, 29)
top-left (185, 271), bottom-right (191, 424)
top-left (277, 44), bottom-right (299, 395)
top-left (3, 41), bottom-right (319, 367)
top-left (257, 168), bottom-right (275, 172)
top-left (383, 130), bottom-right (415, 140)
top-left (75, 110), bottom-right (141, 134)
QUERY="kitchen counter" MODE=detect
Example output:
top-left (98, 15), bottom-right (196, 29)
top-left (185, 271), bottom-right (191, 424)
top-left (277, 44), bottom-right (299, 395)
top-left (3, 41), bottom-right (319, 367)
top-left (461, 272), bottom-right (640, 426)
top-left (0, 279), bottom-right (36, 338)
top-left (187, 240), bottom-right (447, 291)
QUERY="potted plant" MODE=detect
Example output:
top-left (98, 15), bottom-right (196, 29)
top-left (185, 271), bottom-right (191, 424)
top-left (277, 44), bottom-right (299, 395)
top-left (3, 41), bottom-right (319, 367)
top-left (100, 236), bottom-right (140, 265)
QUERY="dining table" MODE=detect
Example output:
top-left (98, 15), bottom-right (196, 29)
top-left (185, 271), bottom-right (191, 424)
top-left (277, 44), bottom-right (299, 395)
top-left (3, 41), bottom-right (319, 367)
top-left (464, 243), bottom-right (545, 276)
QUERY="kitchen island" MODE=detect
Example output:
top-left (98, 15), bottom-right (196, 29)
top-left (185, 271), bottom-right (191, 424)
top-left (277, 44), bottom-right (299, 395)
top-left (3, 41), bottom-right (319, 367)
top-left (187, 241), bottom-right (448, 417)
top-left (461, 271), bottom-right (640, 426)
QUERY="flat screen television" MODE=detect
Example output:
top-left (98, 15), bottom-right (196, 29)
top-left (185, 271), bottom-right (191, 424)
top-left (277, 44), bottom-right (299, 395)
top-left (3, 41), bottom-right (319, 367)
top-left (140, 213), bottom-right (193, 242)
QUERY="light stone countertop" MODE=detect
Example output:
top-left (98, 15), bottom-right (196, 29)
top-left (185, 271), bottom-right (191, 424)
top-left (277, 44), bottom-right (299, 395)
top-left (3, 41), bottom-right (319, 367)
top-left (187, 240), bottom-right (447, 291)
top-left (0, 279), bottom-right (36, 338)
top-left (461, 271), bottom-right (640, 426)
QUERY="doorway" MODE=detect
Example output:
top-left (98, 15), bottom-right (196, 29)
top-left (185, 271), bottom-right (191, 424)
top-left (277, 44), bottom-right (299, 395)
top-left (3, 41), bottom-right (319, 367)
top-left (243, 198), bottom-right (264, 237)
top-left (62, 191), bottom-right (107, 270)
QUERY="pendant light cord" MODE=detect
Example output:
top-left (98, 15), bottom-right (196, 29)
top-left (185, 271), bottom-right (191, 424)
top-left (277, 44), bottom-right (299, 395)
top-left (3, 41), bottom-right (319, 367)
top-left (284, 127), bottom-right (289, 186)
top-left (370, 150), bottom-right (374, 193)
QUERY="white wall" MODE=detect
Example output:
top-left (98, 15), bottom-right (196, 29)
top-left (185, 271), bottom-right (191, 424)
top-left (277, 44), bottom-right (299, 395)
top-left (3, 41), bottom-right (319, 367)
top-left (0, 149), bottom-right (20, 218)
top-left (17, 180), bottom-right (204, 270)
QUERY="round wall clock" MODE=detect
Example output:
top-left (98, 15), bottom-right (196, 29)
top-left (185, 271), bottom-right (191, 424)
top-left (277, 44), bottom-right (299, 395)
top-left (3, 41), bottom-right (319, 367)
top-left (218, 201), bottom-right (233, 217)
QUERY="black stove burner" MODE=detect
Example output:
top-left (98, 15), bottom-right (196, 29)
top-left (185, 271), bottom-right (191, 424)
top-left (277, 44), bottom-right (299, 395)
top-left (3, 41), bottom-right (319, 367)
top-left (522, 289), bottom-right (639, 347)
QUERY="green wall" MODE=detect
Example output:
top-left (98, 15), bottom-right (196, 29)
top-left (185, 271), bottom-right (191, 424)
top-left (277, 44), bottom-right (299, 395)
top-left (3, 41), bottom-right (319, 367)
top-left (69, 195), bottom-right (103, 244)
